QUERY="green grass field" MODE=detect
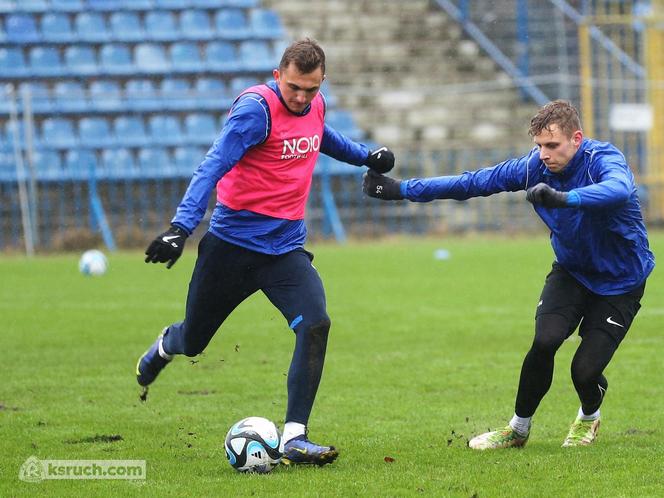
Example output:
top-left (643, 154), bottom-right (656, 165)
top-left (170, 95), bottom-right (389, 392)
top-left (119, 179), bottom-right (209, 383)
top-left (2, 233), bottom-right (663, 497)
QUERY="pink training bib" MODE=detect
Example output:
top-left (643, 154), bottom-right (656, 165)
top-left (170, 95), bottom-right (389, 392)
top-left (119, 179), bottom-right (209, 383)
top-left (217, 84), bottom-right (325, 220)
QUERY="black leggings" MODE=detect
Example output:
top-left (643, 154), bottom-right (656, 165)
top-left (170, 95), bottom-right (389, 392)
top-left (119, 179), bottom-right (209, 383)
top-left (514, 263), bottom-right (644, 418)
top-left (515, 313), bottom-right (613, 417)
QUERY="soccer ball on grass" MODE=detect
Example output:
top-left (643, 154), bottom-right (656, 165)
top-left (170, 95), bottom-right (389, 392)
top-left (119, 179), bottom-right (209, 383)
top-left (225, 417), bottom-right (282, 473)
top-left (78, 249), bottom-right (108, 276)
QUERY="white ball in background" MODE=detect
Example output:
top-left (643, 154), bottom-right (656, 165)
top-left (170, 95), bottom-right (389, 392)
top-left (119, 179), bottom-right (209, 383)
top-left (78, 249), bottom-right (108, 276)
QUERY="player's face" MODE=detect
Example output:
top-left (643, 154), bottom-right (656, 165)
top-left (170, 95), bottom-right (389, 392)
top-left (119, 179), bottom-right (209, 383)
top-left (273, 63), bottom-right (324, 114)
top-left (533, 124), bottom-right (583, 174)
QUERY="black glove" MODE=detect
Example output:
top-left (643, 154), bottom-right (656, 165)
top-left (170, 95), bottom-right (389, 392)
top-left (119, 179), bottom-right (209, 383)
top-left (366, 147), bottom-right (395, 174)
top-left (362, 170), bottom-right (404, 200)
top-left (145, 225), bottom-right (189, 269)
top-left (526, 182), bottom-right (568, 208)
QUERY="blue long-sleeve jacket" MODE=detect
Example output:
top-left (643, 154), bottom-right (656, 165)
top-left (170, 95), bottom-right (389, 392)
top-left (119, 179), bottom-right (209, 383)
top-left (402, 139), bottom-right (654, 295)
top-left (171, 80), bottom-right (370, 254)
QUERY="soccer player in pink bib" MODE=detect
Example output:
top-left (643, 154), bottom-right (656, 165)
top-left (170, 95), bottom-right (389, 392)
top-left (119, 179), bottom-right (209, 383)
top-left (139, 38), bottom-right (395, 466)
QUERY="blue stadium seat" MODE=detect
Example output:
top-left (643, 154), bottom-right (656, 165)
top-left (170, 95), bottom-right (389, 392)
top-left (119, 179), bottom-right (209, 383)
top-left (86, 0), bottom-right (121, 11)
top-left (195, 77), bottom-right (231, 109)
top-left (28, 46), bottom-right (64, 77)
top-left (229, 76), bottom-right (261, 96)
top-left (114, 116), bottom-right (148, 147)
top-left (249, 9), bottom-right (284, 39)
top-left (225, 0), bottom-right (258, 7)
top-left (100, 43), bottom-right (133, 75)
top-left (0, 47), bottom-right (28, 77)
top-left (180, 9), bottom-right (214, 40)
top-left (139, 147), bottom-right (175, 177)
top-left (190, 0), bottom-right (220, 7)
top-left (6, 14), bottom-right (41, 43)
top-left (119, 0), bottom-right (152, 9)
top-left (75, 12), bottom-right (110, 42)
top-left (205, 41), bottom-right (240, 72)
top-left (101, 147), bottom-right (138, 179)
top-left (239, 40), bottom-right (275, 72)
top-left (110, 11), bottom-right (145, 42)
top-left (170, 41), bottom-right (204, 73)
top-left (135, 43), bottom-right (170, 73)
top-left (51, 0), bottom-right (84, 12)
top-left (54, 80), bottom-right (89, 113)
top-left (184, 113), bottom-right (217, 144)
top-left (125, 78), bottom-right (159, 111)
top-left (19, 82), bottom-right (54, 113)
top-left (326, 110), bottom-right (364, 141)
top-left (145, 10), bottom-right (179, 41)
top-left (41, 13), bottom-right (75, 43)
top-left (174, 146), bottom-right (201, 175)
top-left (89, 80), bottom-right (122, 112)
top-left (148, 115), bottom-right (183, 146)
top-left (79, 117), bottom-right (113, 147)
top-left (214, 8), bottom-right (249, 40)
top-left (0, 1), bottom-right (15, 14)
top-left (64, 148), bottom-right (97, 180)
top-left (160, 77), bottom-right (194, 111)
top-left (64, 45), bottom-right (98, 75)
top-left (153, 0), bottom-right (190, 8)
top-left (33, 149), bottom-right (64, 181)
top-left (41, 117), bottom-right (77, 149)
top-left (0, 20), bottom-right (5, 43)
top-left (19, 0), bottom-right (49, 12)
top-left (0, 150), bottom-right (16, 182)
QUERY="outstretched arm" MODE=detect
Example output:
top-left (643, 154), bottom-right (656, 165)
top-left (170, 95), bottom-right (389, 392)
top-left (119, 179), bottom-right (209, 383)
top-left (321, 124), bottom-right (394, 173)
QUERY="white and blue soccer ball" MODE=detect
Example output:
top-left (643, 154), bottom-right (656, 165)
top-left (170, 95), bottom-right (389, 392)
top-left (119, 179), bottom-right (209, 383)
top-left (78, 249), bottom-right (108, 276)
top-left (225, 417), bottom-right (282, 473)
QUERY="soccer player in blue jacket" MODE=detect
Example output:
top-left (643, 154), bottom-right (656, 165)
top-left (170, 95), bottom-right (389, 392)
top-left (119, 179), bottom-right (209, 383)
top-left (138, 39), bottom-right (395, 465)
top-left (363, 100), bottom-right (654, 449)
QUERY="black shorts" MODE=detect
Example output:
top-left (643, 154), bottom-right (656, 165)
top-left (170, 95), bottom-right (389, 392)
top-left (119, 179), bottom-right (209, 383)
top-left (536, 263), bottom-right (645, 345)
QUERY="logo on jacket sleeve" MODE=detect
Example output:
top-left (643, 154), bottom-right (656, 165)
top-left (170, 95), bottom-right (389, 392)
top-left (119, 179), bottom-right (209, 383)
top-left (281, 135), bottom-right (321, 160)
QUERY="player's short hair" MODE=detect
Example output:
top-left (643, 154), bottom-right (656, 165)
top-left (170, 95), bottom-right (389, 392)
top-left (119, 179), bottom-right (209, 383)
top-left (528, 100), bottom-right (582, 137)
top-left (279, 38), bottom-right (326, 75)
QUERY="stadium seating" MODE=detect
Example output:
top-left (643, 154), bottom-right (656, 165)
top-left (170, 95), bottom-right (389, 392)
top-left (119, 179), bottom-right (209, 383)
top-left (41, 12), bottom-right (75, 43)
top-left (100, 43), bottom-right (133, 75)
top-left (148, 115), bottom-right (183, 145)
top-left (89, 80), bottom-right (122, 112)
top-left (19, 82), bottom-right (53, 113)
top-left (54, 80), bottom-right (89, 113)
top-left (78, 117), bottom-right (113, 147)
top-left (0, 1), bottom-right (365, 196)
top-left (144, 10), bottom-right (180, 41)
top-left (33, 148), bottom-right (63, 181)
top-left (249, 9), bottom-right (284, 39)
top-left (170, 41), bottom-right (204, 73)
top-left (134, 43), bottom-right (170, 73)
top-left (109, 11), bottom-right (145, 42)
top-left (64, 45), bottom-right (98, 75)
top-left (74, 12), bottom-right (110, 42)
top-left (205, 40), bottom-right (240, 73)
top-left (51, 0), bottom-right (85, 12)
top-left (29, 46), bottom-right (63, 77)
top-left (5, 14), bottom-right (41, 43)
top-left (101, 147), bottom-right (138, 179)
top-left (180, 9), bottom-right (214, 40)
top-left (214, 8), bottom-right (250, 40)
top-left (0, 47), bottom-right (27, 77)
top-left (125, 78), bottom-right (159, 112)
top-left (41, 117), bottom-right (77, 149)
top-left (113, 116), bottom-right (148, 147)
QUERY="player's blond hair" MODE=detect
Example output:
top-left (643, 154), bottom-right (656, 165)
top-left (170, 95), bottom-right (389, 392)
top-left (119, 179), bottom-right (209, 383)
top-left (529, 100), bottom-right (582, 138)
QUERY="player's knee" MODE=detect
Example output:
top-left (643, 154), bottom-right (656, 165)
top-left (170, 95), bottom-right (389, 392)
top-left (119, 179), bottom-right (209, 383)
top-left (532, 316), bottom-right (567, 355)
top-left (570, 360), bottom-right (595, 388)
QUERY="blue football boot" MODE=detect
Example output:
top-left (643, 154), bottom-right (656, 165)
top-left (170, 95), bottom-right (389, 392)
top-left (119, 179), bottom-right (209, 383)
top-left (282, 435), bottom-right (339, 466)
top-left (136, 330), bottom-right (172, 393)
